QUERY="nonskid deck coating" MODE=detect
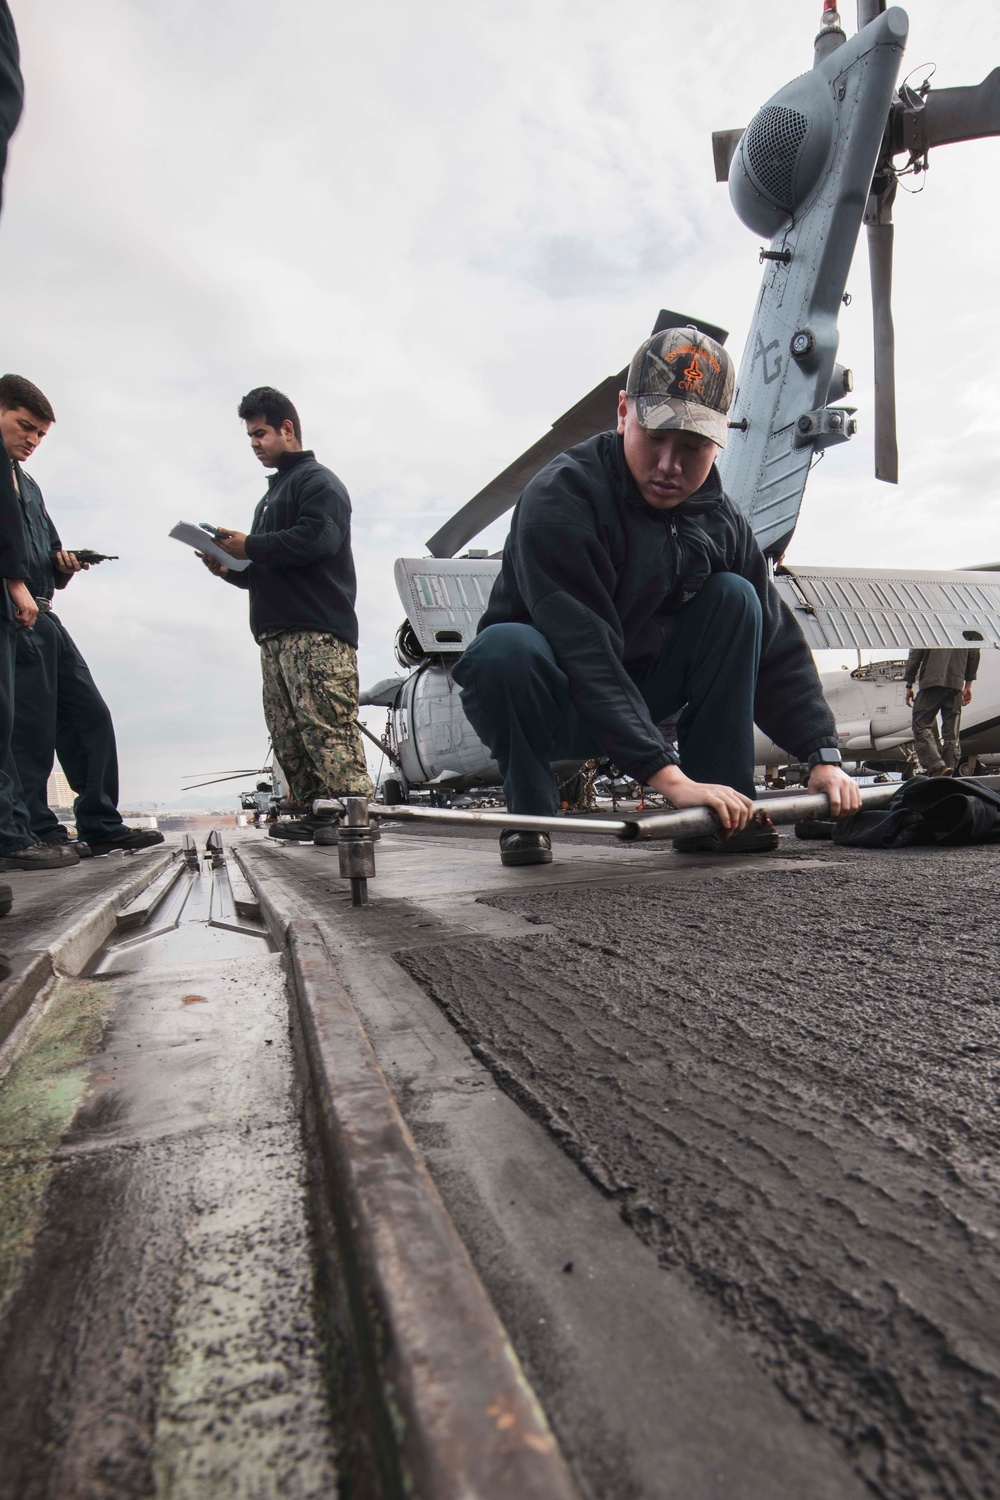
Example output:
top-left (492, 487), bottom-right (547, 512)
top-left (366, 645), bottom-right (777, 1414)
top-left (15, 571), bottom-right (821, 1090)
top-left (396, 839), bottom-right (1000, 1500)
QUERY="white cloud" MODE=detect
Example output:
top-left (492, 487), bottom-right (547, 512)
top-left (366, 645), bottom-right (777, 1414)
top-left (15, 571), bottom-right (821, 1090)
top-left (1, 0), bottom-right (998, 799)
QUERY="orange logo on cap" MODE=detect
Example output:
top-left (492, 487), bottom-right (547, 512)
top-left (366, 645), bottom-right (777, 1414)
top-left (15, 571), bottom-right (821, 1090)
top-left (665, 343), bottom-right (720, 394)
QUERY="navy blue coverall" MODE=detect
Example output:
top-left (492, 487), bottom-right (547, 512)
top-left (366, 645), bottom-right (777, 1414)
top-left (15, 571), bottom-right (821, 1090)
top-left (0, 0), bottom-right (33, 855)
top-left (10, 465), bottom-right (124, 844)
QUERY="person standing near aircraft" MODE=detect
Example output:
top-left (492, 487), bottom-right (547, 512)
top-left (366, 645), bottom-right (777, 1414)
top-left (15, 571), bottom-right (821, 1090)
top-left (200, 387), bottom-right (372, 842)
top-left (904, 647), bottom-right (979, 777)
top-left (0, 16), bottom-right (82, 882)
top-left (454, 327), bottom-right (861, 865)
top-left (1, 375), bottom-right (165, 856)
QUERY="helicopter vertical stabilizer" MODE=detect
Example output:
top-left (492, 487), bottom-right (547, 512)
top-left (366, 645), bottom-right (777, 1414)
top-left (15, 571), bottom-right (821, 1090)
top-left (718, 7), bottom-right (907, 555)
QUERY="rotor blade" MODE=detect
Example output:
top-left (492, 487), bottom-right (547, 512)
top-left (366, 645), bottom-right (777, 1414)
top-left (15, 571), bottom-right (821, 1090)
top-left (181, 771), bottom-right (266, 791)
top-left (867, 220), bottom-right (898, 484)
top-left (711, 128), bottom-right (744, 183)
top-left (919, 69), bottom-right (1000, 150)
top-left (183, 770), bottom-right (263, 777)
top-left (856, 1), bottom-right (886, 27)
top-left (424, 309), bottom-right (729, 558)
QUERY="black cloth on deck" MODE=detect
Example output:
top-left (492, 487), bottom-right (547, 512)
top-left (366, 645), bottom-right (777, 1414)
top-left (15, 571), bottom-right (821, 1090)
top-left (832, 776), bottom-right (1000, 848)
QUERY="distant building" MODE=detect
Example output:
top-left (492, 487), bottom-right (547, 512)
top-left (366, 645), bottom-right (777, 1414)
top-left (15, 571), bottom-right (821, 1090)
top-left (47, 768), bottom-right (73, 811)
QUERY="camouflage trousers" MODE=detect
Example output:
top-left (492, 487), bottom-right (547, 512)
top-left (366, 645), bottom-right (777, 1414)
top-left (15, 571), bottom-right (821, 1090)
top-left (260, 631), bottom-right (373, 804)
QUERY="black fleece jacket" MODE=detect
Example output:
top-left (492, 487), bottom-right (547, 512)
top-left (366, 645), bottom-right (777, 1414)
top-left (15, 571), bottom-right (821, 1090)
top-left (226, 450), bottom-right (359, 647)
top-left (478, 431), bottom-right (838, 785)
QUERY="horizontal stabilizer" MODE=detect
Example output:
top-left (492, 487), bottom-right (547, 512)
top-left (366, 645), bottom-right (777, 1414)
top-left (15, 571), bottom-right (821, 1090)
top-left (359, 676), bottom-right (406, 707)
top-left (424, 309), bottom-right (728, 558)
top-left (774, 563), bottom-right (1000, 650)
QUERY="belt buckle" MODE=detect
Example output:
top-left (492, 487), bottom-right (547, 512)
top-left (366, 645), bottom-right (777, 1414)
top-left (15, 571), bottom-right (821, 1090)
top-left (33, 597), bottom-right (52, 613)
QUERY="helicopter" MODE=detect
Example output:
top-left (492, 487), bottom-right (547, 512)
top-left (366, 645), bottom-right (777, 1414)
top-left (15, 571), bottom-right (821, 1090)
top-left (360, 0), bottom-right (1000, 802)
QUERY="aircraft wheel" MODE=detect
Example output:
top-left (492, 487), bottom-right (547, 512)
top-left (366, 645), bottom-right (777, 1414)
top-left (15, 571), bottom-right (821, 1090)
top-left (383, 777), bottom-right (408, 805)
top-left (956, 756), bottom-right (981, 778)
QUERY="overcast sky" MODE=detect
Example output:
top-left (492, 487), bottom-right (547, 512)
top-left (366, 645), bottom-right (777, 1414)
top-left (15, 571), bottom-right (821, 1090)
top-left (2, 0), bottom-right (998, 804)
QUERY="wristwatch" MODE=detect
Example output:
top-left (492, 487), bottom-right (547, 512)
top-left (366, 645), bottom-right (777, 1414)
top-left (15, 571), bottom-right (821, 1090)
top-left (806, 747), bottom-right (842, 771)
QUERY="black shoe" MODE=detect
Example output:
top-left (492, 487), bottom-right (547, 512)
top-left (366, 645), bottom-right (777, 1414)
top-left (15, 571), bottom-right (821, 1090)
top-left (0, 841), bottom-right (81, 870)
top-left (0, 882), bottom-right (12, 917)
top-left (311, 811), bottom-right (380, 847)
top-left (268, 818), bottom-right (316, 841)
top-left (499, 830), bottom-right (553, 867)
top-left (673, 813), bottom-right (779, 854)
top-left (84, 827), bottom-right (165, 855)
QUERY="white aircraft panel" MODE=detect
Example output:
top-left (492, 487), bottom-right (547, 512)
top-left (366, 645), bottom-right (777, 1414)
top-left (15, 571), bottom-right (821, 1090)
top-left (394, 557), bottom-right (503, 654)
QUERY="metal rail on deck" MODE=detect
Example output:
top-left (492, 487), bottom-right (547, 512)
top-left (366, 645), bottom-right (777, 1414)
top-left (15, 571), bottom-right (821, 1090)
top-left (333, 783), bottom-right (897, 842)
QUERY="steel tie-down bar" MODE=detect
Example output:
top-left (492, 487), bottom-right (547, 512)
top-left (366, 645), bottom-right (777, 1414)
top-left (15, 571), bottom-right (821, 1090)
top-left (315, 783), bottom-right (896, 846)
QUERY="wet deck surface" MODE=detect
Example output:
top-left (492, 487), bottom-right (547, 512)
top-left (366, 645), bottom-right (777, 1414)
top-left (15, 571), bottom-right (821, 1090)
top-left (0, 844), bottom-right (173, 963)
top-left (238, 823), bottom-right (1000, 1500)
top-left (4, 818), bottom-right (998, 1499)
top-left (0, 852), bottom-right (338, 1499)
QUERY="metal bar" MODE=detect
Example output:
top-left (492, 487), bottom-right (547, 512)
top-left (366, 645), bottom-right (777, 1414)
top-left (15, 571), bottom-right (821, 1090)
top-left (357, 718), bottom-right (402, 767)
top-left (360, 804), bottom-right (632, 836)
top-left (624, 783), bottom-right (895, 840)
top-left (359, 784), bottom-right (898, 843)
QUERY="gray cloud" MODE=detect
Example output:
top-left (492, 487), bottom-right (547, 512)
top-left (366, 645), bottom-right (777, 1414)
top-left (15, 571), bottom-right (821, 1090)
top-left (0, 0), bottom-right (997, 801)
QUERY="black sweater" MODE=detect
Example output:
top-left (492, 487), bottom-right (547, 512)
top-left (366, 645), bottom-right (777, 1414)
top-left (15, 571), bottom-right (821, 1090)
top-left (479, 431), bottom-right (838, 785)
top-left (226, 450), bottom-right (360, 647)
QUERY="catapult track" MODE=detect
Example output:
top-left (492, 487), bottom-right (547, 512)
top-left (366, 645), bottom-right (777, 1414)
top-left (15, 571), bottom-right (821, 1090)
top-left (0, 834), bottom-right (577, 1500)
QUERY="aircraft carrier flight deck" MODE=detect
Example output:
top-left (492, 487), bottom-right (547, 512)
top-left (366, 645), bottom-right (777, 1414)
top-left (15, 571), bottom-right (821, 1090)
top-left (0, 819), bottom-right (996, 1500)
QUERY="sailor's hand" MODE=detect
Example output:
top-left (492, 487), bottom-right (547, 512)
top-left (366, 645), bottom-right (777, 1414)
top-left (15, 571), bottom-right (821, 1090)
top-left (648, 764), bottom-right (754, 833)
top-left (6, 578), bottom-right (37, 630)
top-left (905, 686), bottom-right (914, 707)
top-left (215, 529), bottom-right (248, 560)
top-left (807, 763), bottom-right (860, 817)
top-left (963, 684), bottom-right (973, 707)
top-left (196, 550), bottom-right (228, 578)
top-left (54, 550), bottom-right (87, 573)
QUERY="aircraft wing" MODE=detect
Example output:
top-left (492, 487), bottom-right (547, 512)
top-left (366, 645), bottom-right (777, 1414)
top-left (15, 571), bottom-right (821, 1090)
top-left (774, 564), bottom-right (1000, 650)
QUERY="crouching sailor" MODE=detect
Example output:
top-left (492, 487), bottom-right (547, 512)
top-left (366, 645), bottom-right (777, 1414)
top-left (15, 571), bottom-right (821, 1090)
top-left (453, 327), bottom-right (860, 866)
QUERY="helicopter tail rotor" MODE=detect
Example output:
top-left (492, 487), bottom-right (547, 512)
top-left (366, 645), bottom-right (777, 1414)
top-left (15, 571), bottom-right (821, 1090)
top-left (866, 214), bottom-right (898, 484)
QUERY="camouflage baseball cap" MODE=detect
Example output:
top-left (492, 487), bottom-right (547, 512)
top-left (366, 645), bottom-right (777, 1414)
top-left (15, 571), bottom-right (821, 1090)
top-left (625, 326), bottom-right (734, 447)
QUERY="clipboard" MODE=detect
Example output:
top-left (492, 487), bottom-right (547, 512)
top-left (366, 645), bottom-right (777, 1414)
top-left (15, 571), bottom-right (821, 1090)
top-left (169, 521), bottom-right (251, 572)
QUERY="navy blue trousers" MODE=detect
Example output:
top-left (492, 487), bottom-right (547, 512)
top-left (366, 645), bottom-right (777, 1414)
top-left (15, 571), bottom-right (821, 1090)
top-left (0, 615), bottom-right (31, 852)
top-left (454, 571), bottom-right (762, 815)
top-left (12, 611), bottom-right (123, 843)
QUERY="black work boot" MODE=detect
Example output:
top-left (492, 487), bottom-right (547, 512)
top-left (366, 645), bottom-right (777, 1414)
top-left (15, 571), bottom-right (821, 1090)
top-left (499, 830), bottom-right (553, 867)
top-left (83, 827), bottom-right (165, 855)
top-left (673, 812), bottom-right (779, 854)
top-left (0, 842), bottom-right (81, 870)
top-left (268, 818), bottom-right (316, 841)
